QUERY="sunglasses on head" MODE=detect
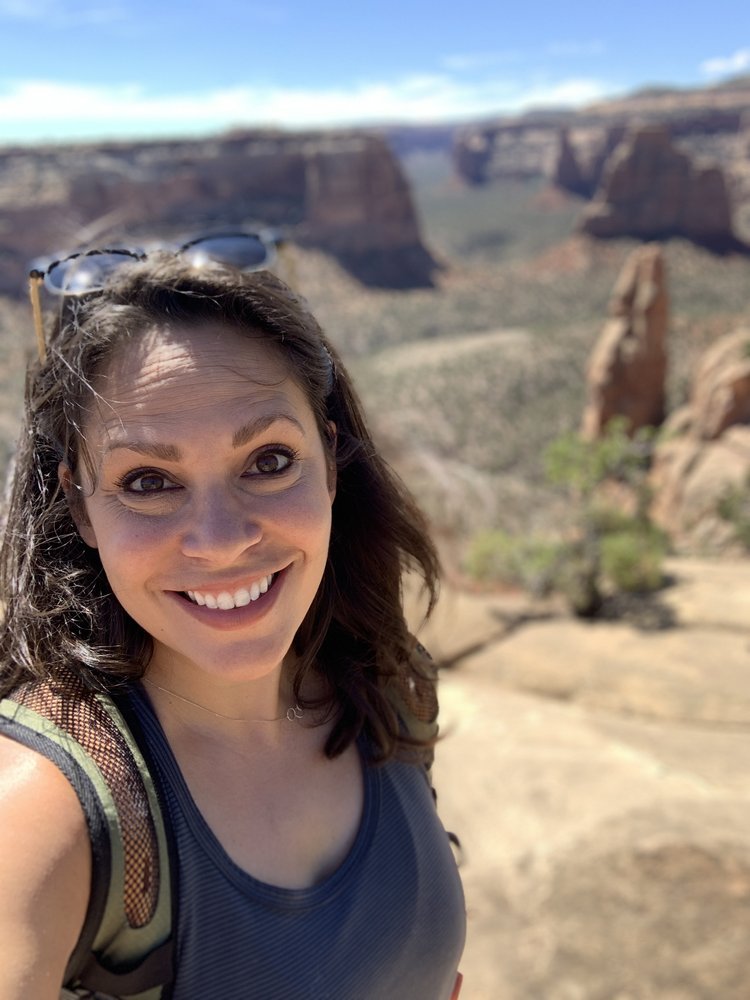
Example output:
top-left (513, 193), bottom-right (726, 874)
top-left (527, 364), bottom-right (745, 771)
top-left (28, 230), bottom-right (282, 362)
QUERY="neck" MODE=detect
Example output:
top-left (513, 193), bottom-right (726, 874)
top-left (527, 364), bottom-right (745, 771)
top-left (139, 649), bottom-right (299, 739)
top-left (141, 677), bottom-right (303, 723)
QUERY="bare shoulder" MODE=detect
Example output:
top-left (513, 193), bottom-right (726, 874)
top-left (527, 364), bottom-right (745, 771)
top-left (0, 733), bottom-right (91, 999)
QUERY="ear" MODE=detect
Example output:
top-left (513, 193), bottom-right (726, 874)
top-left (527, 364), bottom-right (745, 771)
top-left (58, 462), bottom-right (98, 549)
top-left (325, 421), bottom-right (337, 501)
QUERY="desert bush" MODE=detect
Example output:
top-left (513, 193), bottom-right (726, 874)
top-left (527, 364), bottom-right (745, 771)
top-left (717, 474), bottom-right (750, 549)
top-left (465, 530), bottom-right (563, 597)
top-left (546, 420), bottom-right (667, 610)
top-left (465, 419), bottom-right (669, 615)
top-left (544, 417), bottom-right (655, 503)
top-left (600, 523), bottom-right (668, 593)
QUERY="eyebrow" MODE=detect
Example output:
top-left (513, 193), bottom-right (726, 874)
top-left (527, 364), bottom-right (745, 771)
top-left (104, 413), bottom-right (306, 461)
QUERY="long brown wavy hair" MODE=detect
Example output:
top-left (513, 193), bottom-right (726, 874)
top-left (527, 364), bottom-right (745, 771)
top-left (0, 254), bottom-right (439, 762)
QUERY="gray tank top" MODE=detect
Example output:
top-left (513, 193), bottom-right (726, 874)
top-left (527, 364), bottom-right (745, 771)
top-left (129, 689), bottom-right (466, 999)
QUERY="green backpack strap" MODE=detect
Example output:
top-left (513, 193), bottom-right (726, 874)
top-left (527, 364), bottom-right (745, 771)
top-left (0, 670), bottom-right (173, 1000)
top-left (384, 640), bottom-right (463, 859)
top-left (384, 638), bottom-right (439, 773)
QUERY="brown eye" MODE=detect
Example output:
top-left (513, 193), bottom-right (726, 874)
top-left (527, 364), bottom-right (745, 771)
top-left (252, 450), bottom-right (294, 475)
top-left (134, 473), bottom-right (167, 492)
top-left (119, 470), bottom-right (179, 493)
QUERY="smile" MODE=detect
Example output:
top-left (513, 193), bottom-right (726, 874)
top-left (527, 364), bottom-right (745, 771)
top-left (184, 573), bottom-right (275, 610)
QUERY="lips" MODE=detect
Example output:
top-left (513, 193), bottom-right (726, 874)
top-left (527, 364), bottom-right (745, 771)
top-left (185, 573), bottom-right (275, 610)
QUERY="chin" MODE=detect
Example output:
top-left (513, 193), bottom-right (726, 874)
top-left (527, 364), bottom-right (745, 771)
top-left (151, 634), bottom-right (295, 686)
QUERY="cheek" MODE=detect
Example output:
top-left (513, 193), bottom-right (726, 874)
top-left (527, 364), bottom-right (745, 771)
top-left (85, 504), bottom-right (169, 572)
top-left (288, 482), bottom-right (334, 541)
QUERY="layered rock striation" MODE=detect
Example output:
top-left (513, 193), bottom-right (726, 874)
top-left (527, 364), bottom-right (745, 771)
top-left (453, 79), bottom-right (750, 189)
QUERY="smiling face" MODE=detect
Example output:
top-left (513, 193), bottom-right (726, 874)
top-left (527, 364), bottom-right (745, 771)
top-left (68, 322), bottom-right (335, 690)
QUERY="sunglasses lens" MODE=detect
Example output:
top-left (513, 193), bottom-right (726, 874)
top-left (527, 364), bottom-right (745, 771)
top-left (181, 234), bottom-right (271, 270)
top-left (45, 251), bottom-right (137, 295)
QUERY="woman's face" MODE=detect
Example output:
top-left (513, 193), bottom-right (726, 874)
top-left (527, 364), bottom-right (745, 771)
top-left (69, 322), bottom-right (335, 686)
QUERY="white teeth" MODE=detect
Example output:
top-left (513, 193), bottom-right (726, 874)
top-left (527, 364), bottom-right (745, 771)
top-left (185, 574), bottom-right (274, 610)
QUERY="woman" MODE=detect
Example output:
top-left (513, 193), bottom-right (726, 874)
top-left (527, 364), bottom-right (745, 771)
top-left (0, 239), bottom-right (465, 999)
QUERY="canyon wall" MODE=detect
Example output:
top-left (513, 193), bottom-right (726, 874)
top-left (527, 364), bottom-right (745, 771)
top-left (453, 81), bottom-right (750, 189)
top-left (452, 80), bottom-right (750, 250)
top-left (0, 129), bottom-right (436, 296)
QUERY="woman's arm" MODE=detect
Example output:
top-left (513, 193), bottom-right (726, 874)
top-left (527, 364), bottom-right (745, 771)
top-left (0, 736), bottom-right (91, 1000)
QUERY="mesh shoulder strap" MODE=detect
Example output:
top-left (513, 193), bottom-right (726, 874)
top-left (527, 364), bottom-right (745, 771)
top-left (0, 671), bottom-right (173, 1000)
top-left (384, 639), bottom-right (439, 771)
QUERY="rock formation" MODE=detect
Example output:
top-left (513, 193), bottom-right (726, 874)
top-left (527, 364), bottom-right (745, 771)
top-left (451, 129), bottom-right (493, 185)
top-left (453, 122), bottom-right (561, 184)
top-left (452, 78), bottom-right (750, 189)
top-left (581, 243), bottom-right (669, 438)
top-left (551, 128), bottom-right (588, 196)
top-left (690, 328), bottom-right (750, 439)
top-left (651, 326), bottom-right (750, 547)
top-left (301, 139), bottom-right (435, 287)
top-left (579, 125), bottom-right (742, 250)
top-left (0, 130), bottom-right (436, 296)
top-left (577, 242), bottom-right (750, 547)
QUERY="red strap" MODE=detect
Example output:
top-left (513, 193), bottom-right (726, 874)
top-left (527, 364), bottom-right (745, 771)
top-left (450, 972), bottom-right (463, 999)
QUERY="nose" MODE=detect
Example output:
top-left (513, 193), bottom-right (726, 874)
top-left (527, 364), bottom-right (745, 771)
top-left (179, 487), bottom-right (263, 562)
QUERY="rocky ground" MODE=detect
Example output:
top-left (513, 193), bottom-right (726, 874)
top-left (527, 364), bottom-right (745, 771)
top-left (407, 557), bottom-right (750, 1000)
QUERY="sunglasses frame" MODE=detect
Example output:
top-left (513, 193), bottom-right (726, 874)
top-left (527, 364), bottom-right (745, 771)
top-left (28, 232), bottom-right (281, 363)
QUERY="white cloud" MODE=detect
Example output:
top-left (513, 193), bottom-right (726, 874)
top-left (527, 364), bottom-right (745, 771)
top-left (515, 78), bottom-right (608, 108)
top-left (443, 41), bottom-right (605, 73)
top-left (441, 51), bottom-right (523, 72)
top-left (700, 48), bottom-right (750, 77)
top-left (0, 74), bottom-right (613, 142)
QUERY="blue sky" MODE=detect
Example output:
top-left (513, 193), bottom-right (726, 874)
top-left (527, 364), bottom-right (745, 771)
top-left (1, 0), bottom-right (748, 144)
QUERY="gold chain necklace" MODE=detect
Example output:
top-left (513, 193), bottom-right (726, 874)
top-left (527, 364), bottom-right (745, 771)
top-left (141, 678), bottom-right (304, 723)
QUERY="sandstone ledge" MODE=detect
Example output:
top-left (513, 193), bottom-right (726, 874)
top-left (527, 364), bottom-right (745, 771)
top-left (427, 556), bottom-right (750, 998)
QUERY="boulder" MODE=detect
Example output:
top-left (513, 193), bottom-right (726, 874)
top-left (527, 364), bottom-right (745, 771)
top-left (581, 243), bottom-right (669, 437)
top-left (651, 425), bottom-right (750, 547)
top-left (650, 328), bottom-right (750, 547)
top-left (690, 327), bottom-right (750, 439)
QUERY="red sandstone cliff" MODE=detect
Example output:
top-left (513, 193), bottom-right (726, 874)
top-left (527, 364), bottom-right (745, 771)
top-left (578, 126), bottom-right (742, 250)
top-left (0, 130), bottom-right (436, 295)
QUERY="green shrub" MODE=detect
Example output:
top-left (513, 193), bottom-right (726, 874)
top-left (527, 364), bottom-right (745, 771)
top-left (588, 504), bottom-right (642, 535)
top-left (465, 530), bottom-right (562, 597)
top-left (717, 476), bottom-right (750, 549)
top-left (544, 417), bottom-right (655, 500)
top-left (464, 420), bottom-right (669, 616)
top-left (600, 525), bottom-right (668, 593)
